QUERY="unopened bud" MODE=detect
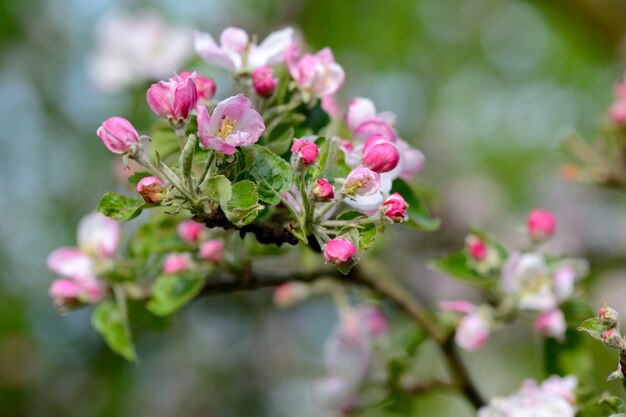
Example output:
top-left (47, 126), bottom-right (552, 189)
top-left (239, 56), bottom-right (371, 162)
top-left (311, 178), bottom-right (334, 201)
top-left (135, 176), bottom-right (165, 204)
top-left (527, 209), bottom-right (556, 242)
top-left (323, 238), bottom-right (357, 266)
top-left (465, 235), bottom-right (487, 261)
top-left (252, 66), bottom-right (277, 97)
top-left (599, 304), bottom-right (619, 327)
top-left (199, 240), bottom-right (224, 263)
top-left (382, 192), bottom-right (408, 223)
top-left (291, 138), bottom-right (319, 166)
top-left (602, 328), bottom-right (624, 349)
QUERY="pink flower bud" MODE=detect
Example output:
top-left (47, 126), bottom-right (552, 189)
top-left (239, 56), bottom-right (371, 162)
top-left (455, 312), bottom-right (490, 351)
top-left (163, 253), bottom-right (191, 274)
top-left (177, 221), bottom-right (203, 243)
top-left (527, 209), bottom-right (556, 241)
top-left (311, 178), bottom-right (334, 201)
top-left (343, 167), bottom-right (381, 197)
top-left (179, 71), bottom-right (216, 102)
top-left (135, 176), bottom-right (165, 204)
top-left (291, 139), bottom-right (319, 166)
top-left (362, 135), bottom-right (400, 173)
top-left (465, 235), bottom-right (487, 261)
top-left (97, 117), bottom-right (141, 155)
top-left (146, 73), bottom-right (198, 124)
top-left (598, 304), bottom-right (619, 327)
top-left (533, 310), bottom-right (566, 340)
top-left (439, 300), bottom-right (476, 315)
top-left (609, 100), bottom-right (626, 126)
top-left (382, 192), bottom-right (408, 222)
top-left (273, 282), bottom-right (311, 307)
top-left (602, 328), bottom-right (624, 349)
top-left (323, 238), bottom-right (357, 266)
top-left (199, 240), bottom-right (224, 263)
top-left (251, 66), bottom-right (277, 97)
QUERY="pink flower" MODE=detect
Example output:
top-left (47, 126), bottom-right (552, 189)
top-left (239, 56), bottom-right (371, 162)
top-left (615, 77), bottom-right (626, 99)
top-left (197, 94), bottom-right (265, 154)
top-left (465, 235), bottom-right (487, 261)
top-left (609, 100), bottom-right (626, 126)
top-left (324, 238), bottom-right (357, 266)
top-left (178, 71), bottom-right (216, 102)
top-left (49, 277), bottom-right (107, 305)
top-left (362, 135), bottom-right (400, 173)
top-left (163, 253), bottom-right (191, 274)
top-left (291, 138), bottom-right (319, 166)
top-left (321, 94), bottom-right (342, 120)
top-left (345, 97), bottom-right (397, 142)
top-left (199, 240), bottom-right (224, 263)
top-left (527, 209), bottom-right (556, 241)
top-left (382, 193), bottom-right (408, 222)
top-left (285, 43), bottom-right (345, 99)
top-left (312, 178), bottom-right (335, 201)
top-left (177, 220), bottom-right (203, 243)
top-left (345, 307), bottom-right (389, 338)
top-left (146, 73), bottom-right (197, 124)
top-left (251, 66), bottom-right (277, 97)
top-left (534, 310), bottom-right (566, 340)
top-left (194, 27), bottom-right (294, 71)
top-left (273, 282), bottom-right (311, 307)
top-left (397, 140), bottom-right (426, 180)
top-left (553, 266), bottom-right (576, 301)
top-left (439, 300), bottom-right (476, 315)
top-left (135, 176), bottom-right (165, 204)
top-left (456, 312), bottom-right (490, 351)
top-left (343, 168), bottom-right (381, 197)
top-left (97, 116), bottom-right (141, 155)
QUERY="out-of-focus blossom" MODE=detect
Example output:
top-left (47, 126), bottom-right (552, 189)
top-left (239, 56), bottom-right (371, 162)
top-left (291, 139), bottom-right (319, 166)
top-left (97, 117), bottom-right (141, 155)
top-left (440, 300), bottom-right (491, 351)
top-left (163, 253), bottom-right (191, 274)
top-left (527, 209), bottom-right (556, 242)
top-left (321, 94), bottom-right (342, 120)
top-left (478, 375), bottom-right (577, 417)
top-left (285, 43), bottom-right (345, 99)
top-left (146, 73), bottom-right (197, 125)
top-left (345, 97), bottom-right (397, 142)
top-left (179, 71), bottom-right (216, 102)
top-left (177, 220), bottom-right (203, 243)
top-left (609, 100), bottom-right (626, 126)
top-left (598, 304), bottom-right (619, 327)
top-left (324, 239), bottom-right (357, 266)
top-left (344, 306), bottom-right (389, 338)
top-left (251, 66), bottom-right (277, 97)
top-left (197, 94), bottom-right (265, 154)
top-left (342, 168), bottom-right (381, 197)
top-left (533, 310), bottom-right (566, 340)
top-left (311, 178), bottom-right (335, 201)
top-left (194, 27), bottom-right (294, 72)
top-left (466, 235), bottom-right (487, 261)
top-left (199, 240), bottom-right (224, 263)
top-left (397, 139), bottom-right (426, 180)
top-left (135, 176), bottom-right (165, 204)
top-left (382, 193), bottom-right (408, 222)
top-left (47, 212), bottom-right (120, 305)
top-left (272, 282), bottom-right (311, 308)
top-left (362, 135), bottom-right (400, 173)
top-left (89, 11), bottom-right (192, 94)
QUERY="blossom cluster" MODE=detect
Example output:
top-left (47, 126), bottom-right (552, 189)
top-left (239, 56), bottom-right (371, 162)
top-left (437, 209), bottom-right (588, 351)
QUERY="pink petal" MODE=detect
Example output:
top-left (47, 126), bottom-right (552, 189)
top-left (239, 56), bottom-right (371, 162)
top-left (77, 212), bottom-right (120, 258)
top-left (47, 248), bottom-right (93, 278)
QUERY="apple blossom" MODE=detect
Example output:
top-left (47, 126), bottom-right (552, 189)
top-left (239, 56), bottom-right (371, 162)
top-left (291, 138), bottom-right (319, 166)
top-left (146, 73), bottom-right (198, 126)
top-left (135, 176), bottom-right (165, 204)
top-left (381, 193), bottom-right (408, 222)
top-left (609, 100), bottom-right (626, 126)
top-left (199, 240), bottom-right (224, 263)
top-left (456, 312), bottom-right (490, 351)
top-left (197, 94), bottom-right (265, 154)
top-left (251, 66), bottom-right (277, 97)
top-left (177, 220), bottom-right (203, 243)
top-left (324, 239), bottom-right (357, 266)
top-left (533, 310), bottom-right (566, 340)
top-left (527, 209), bottom-right (556, 241)
top-left (345, 97), bottom-right (397, 142)
top-left (178, 71), bottom-right (216, 102)
top-left (163, 253), bottom-right (191, 274)
top-left (285, 43), bottom-right (345, 99)
top-left (272, 282), bottom-right (311, 308)
top-left (465, 235), bottom-right (487, 261)
top-left (342, 168), bottom-right (381, 197)
top-left (194, 27), bottom-right (294, 72)
top-left (397, 139), bottom-right (426, 180)
top-left (49, 277), bottom-right (107, 305)
top-left (97, 117), bottom-right (142, 155)
top-left (362, 135), bottom-right (400, 173)
top-left (311, 178), bottom-right (334, 201)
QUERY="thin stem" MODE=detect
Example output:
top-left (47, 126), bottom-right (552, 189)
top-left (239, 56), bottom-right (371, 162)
top-left (198, 150), bottom-right (216, 190)
top-left (298, 177), bottom-right (313, 234)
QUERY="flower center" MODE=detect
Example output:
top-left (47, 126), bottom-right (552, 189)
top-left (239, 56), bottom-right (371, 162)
top-left (217, 116), bottom-right (237, 140)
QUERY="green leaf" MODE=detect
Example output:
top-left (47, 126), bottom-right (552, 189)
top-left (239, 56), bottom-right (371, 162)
top-left (578, 317), bottom-right (611, 341)
top-left (266, 124), bottom-right (295, 155)
top-left (130, 213), bottom-right (187, 258)
top-left (224, 180), bottom-right (264, 226)
top-left (127, 300), bottom-right (172, 331)
top-left (430, 252), bottom-right (483, 283)
top-left (242, 145), bottom-right (293, 204)
top-left (202, 175), bottom-right (233, 208)
top-left (92, 301), bottom-right (136, 362)
top-left (390, 180), bottom-right (440, 231)
top-left (544, 329), bottom-right (592, 378)
top-left (97, 192), bottom-right (150, 222)
top-left (127, 171), bottom-right (153, 186)
top-left (147, 273), bottom-right (205, 316)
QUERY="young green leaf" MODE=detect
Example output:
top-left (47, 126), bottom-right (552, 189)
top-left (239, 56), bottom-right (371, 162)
top-left (97, 192), bottom-right (150, 222)
top-left (242, 145), bottom-right (293, 204)
top-left (390, 180), bottom-right (440, 232)
top-left (224, 180), bottom-right (263, 226)
top-left (578, 317), bottom-right (612, 341)
top-left (430, 252), bottom-right (483, 283)
top-left (202, 175), bottom-right (233, 208)
top-left (92, 301), bottom-right (136, 362)
top-left (147, 273), bottom-right (205, 316)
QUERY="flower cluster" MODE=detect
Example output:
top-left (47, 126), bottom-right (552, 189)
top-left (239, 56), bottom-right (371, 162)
top-left (437, 210), bottom-right (589, 350)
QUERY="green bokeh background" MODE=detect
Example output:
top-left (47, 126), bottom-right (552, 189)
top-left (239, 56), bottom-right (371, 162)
top-left (1, 0), bottom-right (626, 415)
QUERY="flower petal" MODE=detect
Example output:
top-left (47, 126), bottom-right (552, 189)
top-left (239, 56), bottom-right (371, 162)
top-left (47, 248), bottom-right (93, 278)
top-left (77, 212), bottom-right (120, 258)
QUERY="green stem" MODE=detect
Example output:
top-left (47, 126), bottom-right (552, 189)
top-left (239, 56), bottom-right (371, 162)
top-left (198, 150), bottom-right (216, 190)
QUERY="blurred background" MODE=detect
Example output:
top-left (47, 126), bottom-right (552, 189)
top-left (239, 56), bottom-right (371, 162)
top-left (2, 0), bottom-right (626, 415)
